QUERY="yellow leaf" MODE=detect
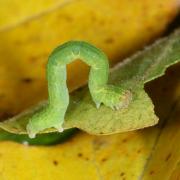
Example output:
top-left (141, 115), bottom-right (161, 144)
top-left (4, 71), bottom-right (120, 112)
top-left (0, 61), bottom-right (179, 180)
top-left (0, 130), bottom-right (159, 180)
top-left (0, 0), bottom-right (69, 30)
top-left (0, 0), bottom-right (178, 118)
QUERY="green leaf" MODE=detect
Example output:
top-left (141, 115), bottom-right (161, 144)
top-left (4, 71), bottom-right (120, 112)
top-left (0, 28), bottom-right (179, 135)
top-left (0, 129), bottom-right (77, 145)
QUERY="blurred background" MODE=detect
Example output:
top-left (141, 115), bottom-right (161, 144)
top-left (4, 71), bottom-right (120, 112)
top-left (0, 0), bottom-right (179, 118)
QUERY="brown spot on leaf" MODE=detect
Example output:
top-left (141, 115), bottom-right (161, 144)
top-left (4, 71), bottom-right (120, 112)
top-left (77, 153), bottom-right (89, 160)
top-left (149, 170), bottom-right (155, 175)
top-left (104, 38), bottom-right (114, 44)
top-left (122, 138), bottom-right (128, 143)
top-left (53, 160), bottom-right (58, 166)
top-left (60, 14), bottom-right (73, 22)
top-left (29, 56), bottom-right (39, 62)
top-left (21, 78), bottom-right (33, 83)
top-left (165, 153), bottom-right (172, 162)
top-left (77, 153), bottom-right (83, 157)
top-left (120, 172), bottom-right (125, 176)
top-left (85, 157), bottom-right (89, 161)
top-left (101, 157), bottom-right (107, 162)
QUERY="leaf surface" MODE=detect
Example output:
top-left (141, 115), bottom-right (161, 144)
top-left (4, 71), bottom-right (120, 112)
top-left (0, 59), bottom-right (179, 179)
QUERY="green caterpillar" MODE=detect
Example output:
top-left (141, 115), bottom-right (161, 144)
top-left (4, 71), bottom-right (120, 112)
top-left (27, 41), bottom-right (130, 138)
